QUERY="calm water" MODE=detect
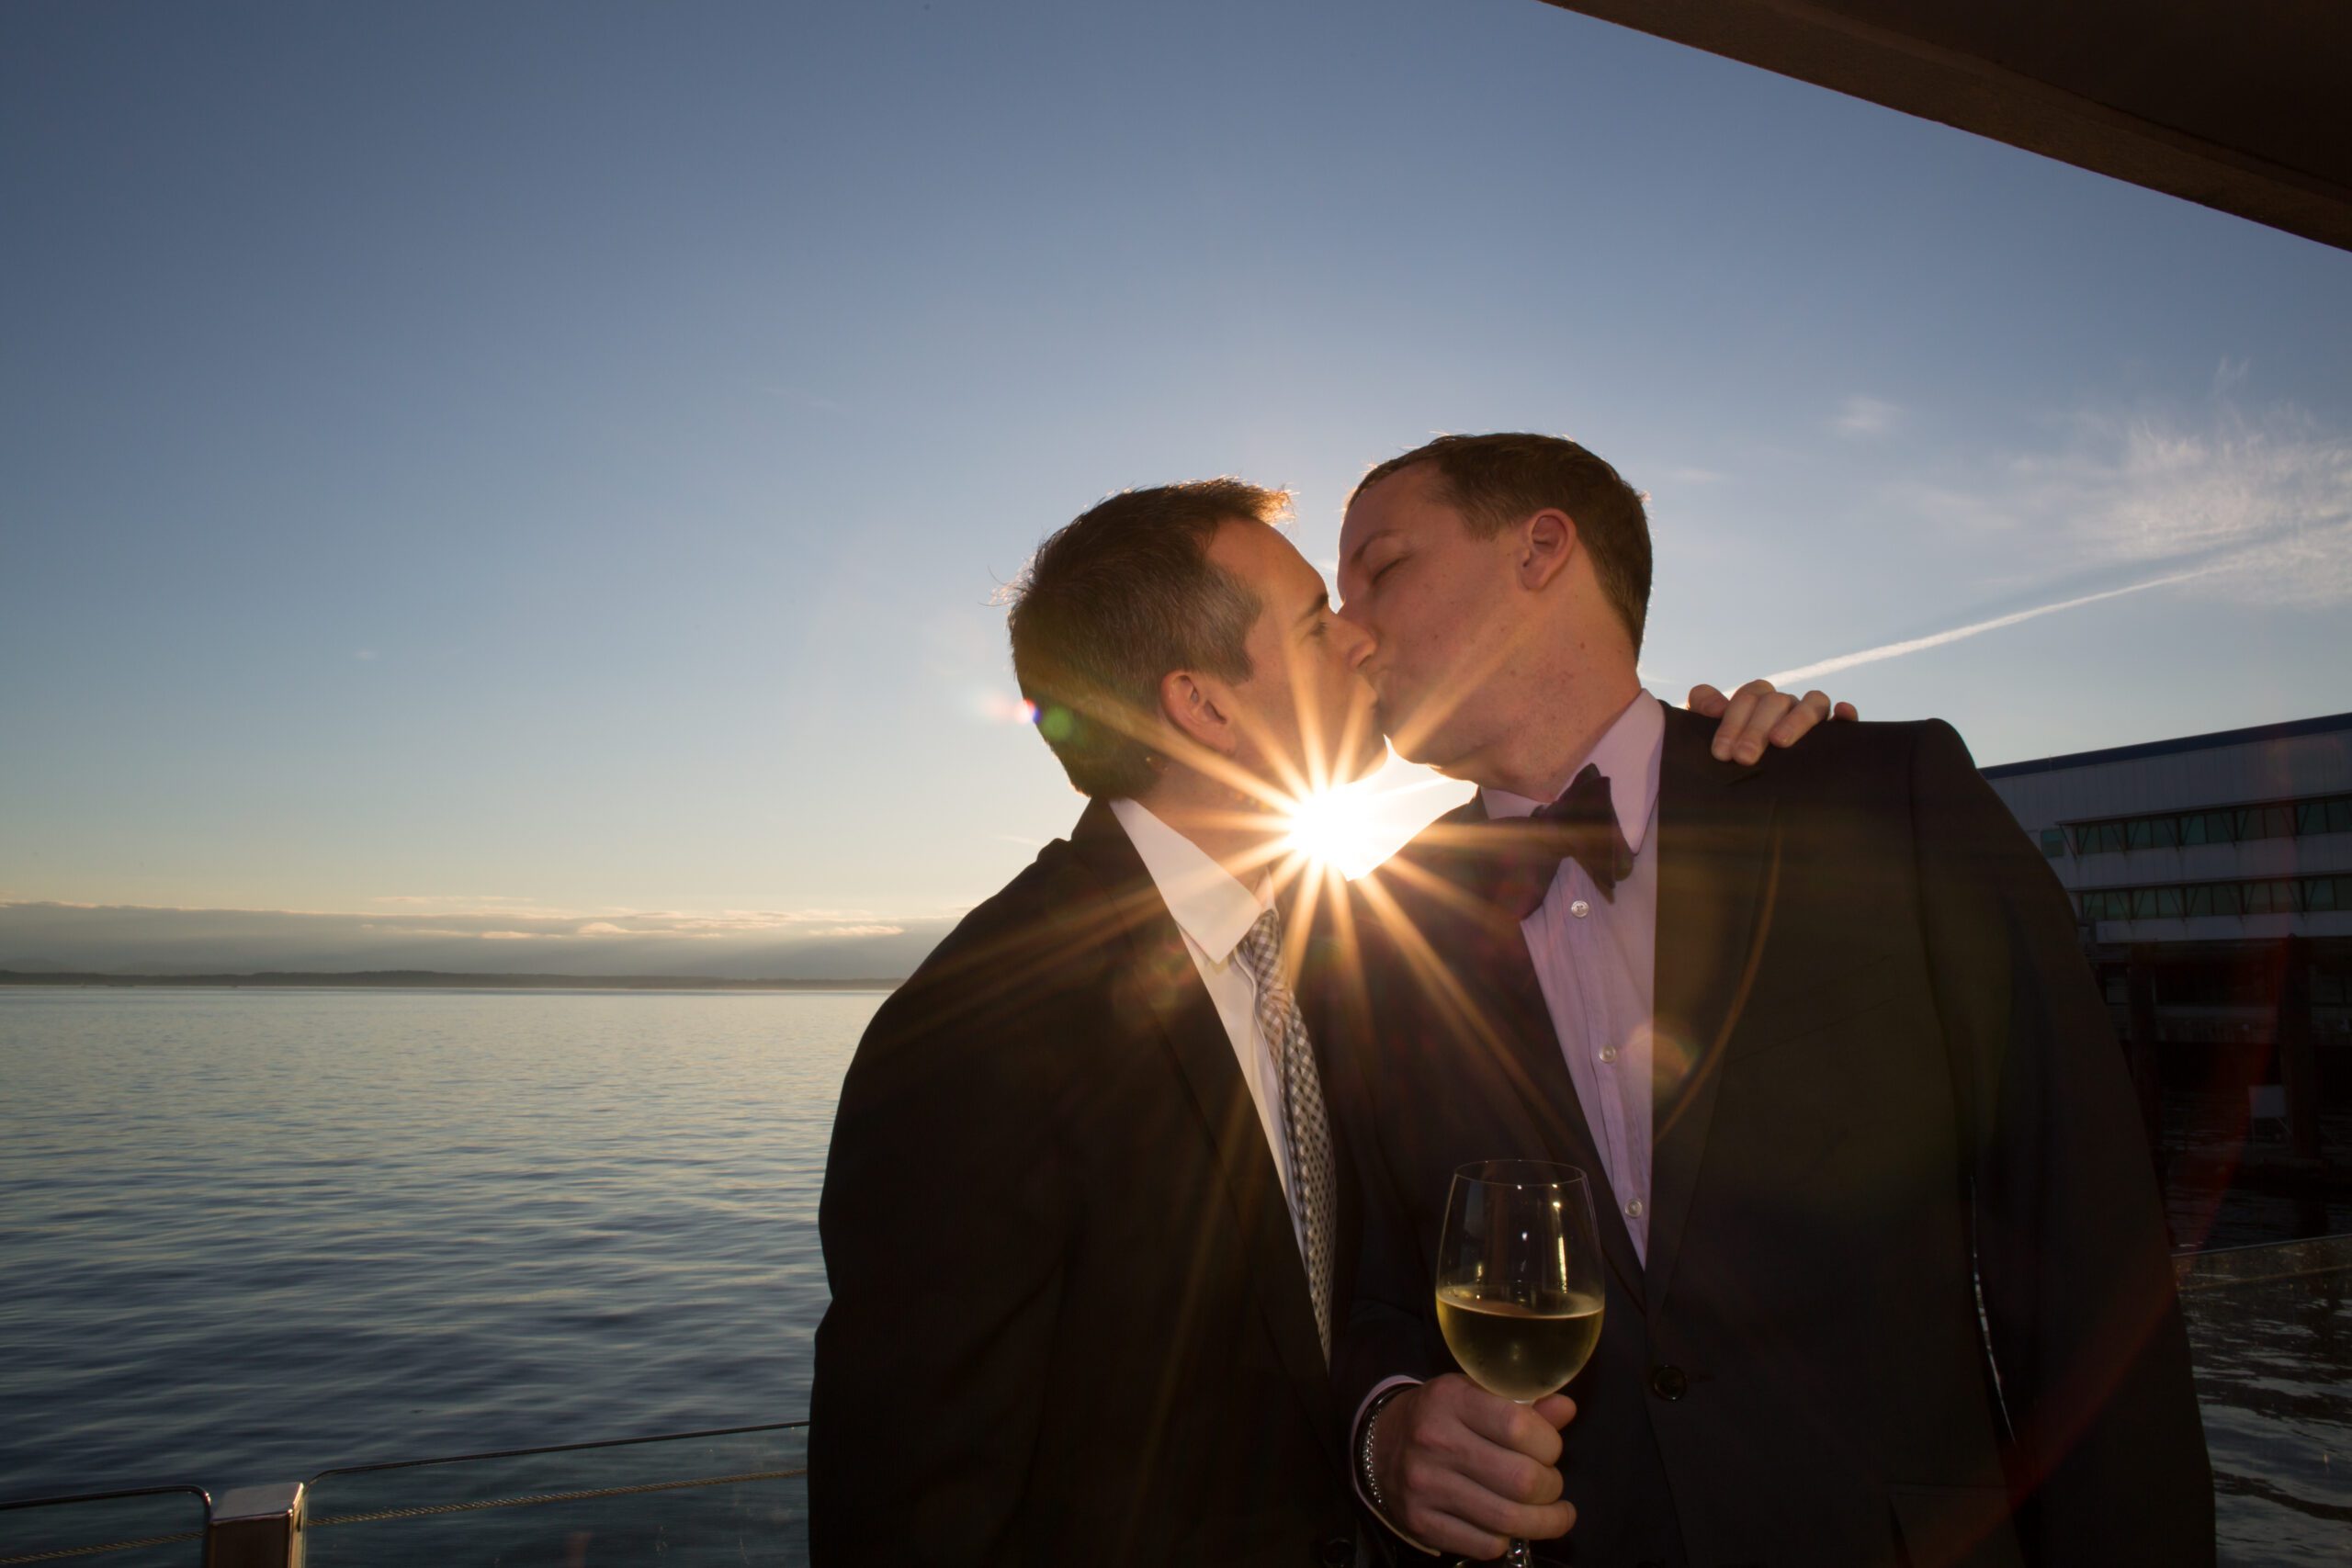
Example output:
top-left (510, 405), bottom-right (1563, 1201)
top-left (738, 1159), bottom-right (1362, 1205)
top-left (2, 989), bottom-right (2344, 1562)
top-left (0, 987), bottom-right (869, 1501)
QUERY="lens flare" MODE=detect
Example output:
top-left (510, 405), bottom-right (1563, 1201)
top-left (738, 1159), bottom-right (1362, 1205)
top-left (1281, 784), bottom-right (1384, 880)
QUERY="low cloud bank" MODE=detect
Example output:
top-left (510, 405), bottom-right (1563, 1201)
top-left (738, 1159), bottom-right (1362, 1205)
top-left (0, 901), bottom-right (956, 981)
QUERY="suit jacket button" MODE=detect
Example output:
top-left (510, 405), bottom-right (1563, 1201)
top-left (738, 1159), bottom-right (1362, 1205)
top-left (1315, 1536), bottom-right (1353, 1566)
top-left (1649, 1363), bottom-right (1688, 1400)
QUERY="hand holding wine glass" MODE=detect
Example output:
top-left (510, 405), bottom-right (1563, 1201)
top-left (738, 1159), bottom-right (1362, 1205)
top-left (1430, 1160), bottom-right (1604, 1567)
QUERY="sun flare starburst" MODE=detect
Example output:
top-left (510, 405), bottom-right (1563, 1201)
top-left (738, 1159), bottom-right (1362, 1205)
top-left (1279, 784), bottom-right (1384, 881)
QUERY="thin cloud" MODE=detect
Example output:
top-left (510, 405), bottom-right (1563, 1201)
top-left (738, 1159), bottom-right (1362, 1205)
top-left (1792, 378), bottom-right (2352, 680)
top-left (1833, 396), bottom-right (1900, 439)
top-left (0, 900), bottom-right (956, 980)
top-left (1897, 382), bottom-right (2352, 609)
top-left (1765, 566), bottom-right (2215, 686)
top-left (2050, 407), bottom-right (2352, 608)
top-left (10, 899), bottom-right (918, 937)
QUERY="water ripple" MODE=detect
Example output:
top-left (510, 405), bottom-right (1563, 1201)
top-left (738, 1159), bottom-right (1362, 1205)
top-left (0, 988), bottom-right (870, 1500)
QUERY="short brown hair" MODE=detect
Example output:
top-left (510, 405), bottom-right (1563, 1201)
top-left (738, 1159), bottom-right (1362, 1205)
top-left (1007, 479), bottom-right (1284, 799)
top-left (1355, 434), bottom-right (1652, 651)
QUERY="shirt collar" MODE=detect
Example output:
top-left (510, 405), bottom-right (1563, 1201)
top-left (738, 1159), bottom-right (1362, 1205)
top-left (1478, 689), bottom-right (1666, 855)
top-left (1106, 796), bottom-right (1272, 962)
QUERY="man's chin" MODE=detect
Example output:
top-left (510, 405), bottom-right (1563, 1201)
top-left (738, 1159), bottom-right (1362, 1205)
top-left (1340, 737), bottom-right (1389, 784)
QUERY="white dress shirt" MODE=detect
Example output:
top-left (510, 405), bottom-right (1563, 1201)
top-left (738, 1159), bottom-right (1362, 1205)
top-left (1480, 688), bottom-right (1664, 1261)
top-left (1354, 692), bottom-right (1668, 1542)
top-left (1108, 796), bottom-right (1310, 1266)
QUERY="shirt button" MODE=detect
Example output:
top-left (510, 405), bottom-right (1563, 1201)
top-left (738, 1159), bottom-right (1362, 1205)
top-left (1625, 1198), bottom-right (1645, 1219)
top-left (1598, 1045), bottom-right (1619, 1065)
top-left (1569, 898), bottom-right (1591, 919)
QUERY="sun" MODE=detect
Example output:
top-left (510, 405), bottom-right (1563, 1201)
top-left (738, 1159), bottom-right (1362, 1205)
top-left (1280, 784), bottom-right (1384, 881)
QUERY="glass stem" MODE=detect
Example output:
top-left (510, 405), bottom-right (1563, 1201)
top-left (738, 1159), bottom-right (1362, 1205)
top-left (1507, 1394), bottom-right (1535, 1566)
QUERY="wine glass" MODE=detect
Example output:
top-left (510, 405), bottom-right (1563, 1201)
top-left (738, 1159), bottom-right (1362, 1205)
top-left (1434, 1160), bottom-right (1605, 1568)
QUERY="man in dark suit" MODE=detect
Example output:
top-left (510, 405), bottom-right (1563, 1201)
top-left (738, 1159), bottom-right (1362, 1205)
top-left (809, 476), bottom-right (1836, 1566)
top-left (810, 479), bottom-right (1376, 1567)
top-left (1317, 434), bottom-right (2212, 1566)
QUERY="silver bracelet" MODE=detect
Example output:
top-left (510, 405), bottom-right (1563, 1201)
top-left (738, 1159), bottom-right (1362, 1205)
top-left (1357, 1384), bottom-right (1411, 1515)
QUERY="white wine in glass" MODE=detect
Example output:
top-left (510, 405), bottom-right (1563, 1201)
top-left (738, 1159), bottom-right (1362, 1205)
top-left (1435, 1160), bottom-right (1606, 1568)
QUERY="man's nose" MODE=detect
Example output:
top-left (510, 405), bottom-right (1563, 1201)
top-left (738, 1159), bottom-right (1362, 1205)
top-left (1338, 615), bottom-right (1377, 670)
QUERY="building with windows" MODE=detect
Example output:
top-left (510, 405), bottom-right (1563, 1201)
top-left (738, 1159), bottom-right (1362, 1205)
top-left (1984, 713), bottom-right (2352, 1163)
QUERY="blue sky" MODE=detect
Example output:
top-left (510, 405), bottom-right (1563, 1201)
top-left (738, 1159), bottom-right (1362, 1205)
top-left (4, 0), bottom-right (2348, 971)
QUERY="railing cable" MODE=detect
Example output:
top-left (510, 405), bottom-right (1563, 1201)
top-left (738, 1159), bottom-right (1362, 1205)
top-left (307, 1466), bottom-right (808, 1528)
top-left (0, 1529), bottom-right (204, 1565)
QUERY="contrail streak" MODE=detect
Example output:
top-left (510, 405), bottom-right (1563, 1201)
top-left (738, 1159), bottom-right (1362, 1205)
top-left (1763, 565), bottom-right (2216, 687)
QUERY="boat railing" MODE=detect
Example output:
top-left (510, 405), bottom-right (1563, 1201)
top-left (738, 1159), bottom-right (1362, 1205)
top-left (0, 1421), bottom-right (809, 1567)
top-left (5, 1233), bottom-right (2346, 1567)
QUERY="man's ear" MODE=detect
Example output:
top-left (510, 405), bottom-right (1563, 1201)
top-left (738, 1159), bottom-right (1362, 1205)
top-left (1159, 668), bottom-right (1237, 760)
top-left (1519, 509), bottom-right (1578, 592)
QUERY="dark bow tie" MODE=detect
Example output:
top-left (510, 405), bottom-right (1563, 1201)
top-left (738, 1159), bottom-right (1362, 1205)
top-left (1472, 763), bottom-right (1635, 921)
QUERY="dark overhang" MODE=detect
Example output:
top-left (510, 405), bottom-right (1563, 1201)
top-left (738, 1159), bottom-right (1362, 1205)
top-left (1981, 713), bottom-right (2352, 780)
top-left (1539, 1), bottom-right (2352, 253)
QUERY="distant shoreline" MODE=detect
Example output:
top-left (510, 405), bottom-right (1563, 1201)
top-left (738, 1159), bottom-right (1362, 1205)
top-left (0, 969), bottom-right (903, 991)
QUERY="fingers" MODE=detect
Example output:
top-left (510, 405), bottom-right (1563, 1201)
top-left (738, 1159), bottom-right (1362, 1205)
top-left (1396, 1471), bottom-right (1576, 1560)
top-left (1709, 682), bottom-right (1858, 763)
top-left (1684, 682), bottom-right (1728, 717)
top-left (1709, 677), bottom-right (1776, 763)
top-left (1375, 1377), bottom-right (1579, 1558)
top-left (1766, 689), bottom-right (1833, 748)
top-left (1533, 1393), bottom-right (1577, 1430)
top-left (1454, 1390), bottom-right (1566, 1468)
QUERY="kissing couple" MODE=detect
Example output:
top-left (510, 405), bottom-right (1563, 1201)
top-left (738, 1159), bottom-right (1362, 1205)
top-left (810, 433), bottom-right (2211, 1567)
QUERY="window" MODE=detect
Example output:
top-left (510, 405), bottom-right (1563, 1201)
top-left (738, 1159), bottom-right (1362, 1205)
top-left (2083, 822), bottom-right (2128, 853)
top-left (2079, 874), bottom-right (2345, 923)
top-left (2299, 797), bottom-right (2352, 835)
top-left (2040, 828), bottom-right (2067, 859)
top-left (2060, 792), bottom-right (2351, 853)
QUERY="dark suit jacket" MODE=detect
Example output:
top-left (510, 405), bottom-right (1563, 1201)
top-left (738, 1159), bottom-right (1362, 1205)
top-left (809, 799), bottom-right (1358, 1568)
top-left (1315, 709), bottom-right (2211, 1568)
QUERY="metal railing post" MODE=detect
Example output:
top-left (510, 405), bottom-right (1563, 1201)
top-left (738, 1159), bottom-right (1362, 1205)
top-left (206, 1482), bottom-right (304, 1568)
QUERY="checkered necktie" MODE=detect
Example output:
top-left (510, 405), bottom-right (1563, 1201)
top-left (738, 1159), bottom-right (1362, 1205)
top-left (1236, 905), bottom-right (1336, 1359)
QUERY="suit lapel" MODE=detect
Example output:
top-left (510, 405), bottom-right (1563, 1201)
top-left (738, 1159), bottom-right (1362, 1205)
top-left (1646, 708), bottom-right (1781, 1317)
top-left (1070, 804), bottom-right (1340, 1461)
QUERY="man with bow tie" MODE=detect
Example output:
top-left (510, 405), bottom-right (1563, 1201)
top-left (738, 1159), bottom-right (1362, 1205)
top-left (1317, 433), bottom-right (2212, 1566)
top-left (808, 476), bottom-right (1838, 1567)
